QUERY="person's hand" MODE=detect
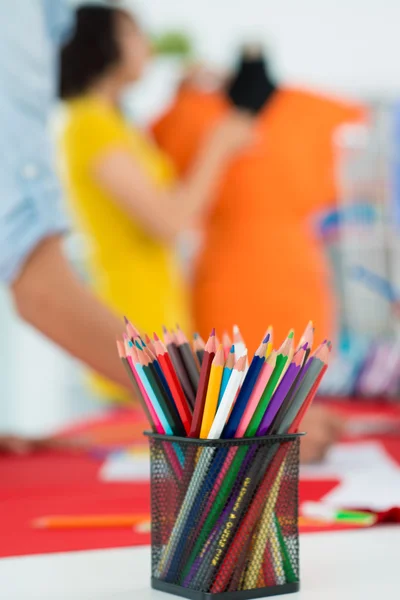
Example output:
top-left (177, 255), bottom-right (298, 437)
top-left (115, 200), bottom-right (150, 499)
top-left (299, 405), bottom-right (344, 464)
top-left (210, 111), bottom-right (255, 159)
top-left (180, 62), bottom-right (229, 91)
top-left (0, 434), bottom-right (90, 455)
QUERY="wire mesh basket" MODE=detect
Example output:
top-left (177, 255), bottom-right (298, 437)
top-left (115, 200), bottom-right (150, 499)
top-left (146, 432), bottom-right (301, 599)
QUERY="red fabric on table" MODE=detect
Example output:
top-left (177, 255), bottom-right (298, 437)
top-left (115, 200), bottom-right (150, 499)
top-left (1, 401), bottom-right (400, 558)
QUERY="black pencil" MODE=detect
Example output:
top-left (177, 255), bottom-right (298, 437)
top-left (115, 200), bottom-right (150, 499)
top-left (176, 327), bottom-right (200, 392)
top-left (164, 327), bottom-right (196, 409)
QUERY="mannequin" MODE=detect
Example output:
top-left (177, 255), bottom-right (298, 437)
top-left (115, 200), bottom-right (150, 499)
top-left (153, 51), bottom-right (364, 352)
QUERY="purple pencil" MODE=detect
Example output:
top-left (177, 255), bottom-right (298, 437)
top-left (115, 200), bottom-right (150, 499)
top-left (256, 346), bottom-right (307, 437)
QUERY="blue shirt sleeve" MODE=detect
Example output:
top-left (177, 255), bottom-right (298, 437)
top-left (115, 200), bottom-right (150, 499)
top-left (0, 0), bottom-right (72, 283)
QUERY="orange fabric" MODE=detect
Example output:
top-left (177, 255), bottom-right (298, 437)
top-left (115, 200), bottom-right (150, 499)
top-left (153, 87), bottom-right (364, 352)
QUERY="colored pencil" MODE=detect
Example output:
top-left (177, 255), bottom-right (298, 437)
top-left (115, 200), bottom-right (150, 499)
top-left (119, 343), bottom-right (159, 433)
top-left (233, 324), bottom-right (248, 369)
top-left (217, 345), bottom-right (235, 408)
top-left (189, 330), bottom-right (217, 437)
top-left (208, 355), bottom-right (246, 439)
top-left (235, 351), bottom-right (277, 438)
top-left (127, 345), bottom-right (184, 479)
top-left (164, 327), bottom-right (196, 409)
top-left (153, 334), bottom-right (192, 436)
top-left (133, 351), bottom-right (172, 435)
top-left (144, 333), bottom-right (156, 356)
top-left (136, 345), bottom-right (184, 436)
top-left (200, 345), bottom-right (225, 438)
top-left (116, 340), bottom-right (147, 412)
top-left (269, 344), bottom-right (311, 435)
top-left (245, 331), bottom-right (293, 437)
top-left (33, 514), bottom-right (149, 530)
top-left (176, 326), bottom-right (200, 391)
top-left (222, 332), bottom-right (233, 360)
top-left (143, 346), bottom-right (176, 409)
top-left (265, 325), bottom-right (273, 358)
top-left (257, 345), bottom-right (307, 436)
top-left (287, 346), bottom-right (330, 434)
top-left (222, 334), bottom-right (270, 438)
top-left (124, 317), bottom-right (140, 340)
top-left (193, 333), bottom-right (205, 366)
top-left (297, 320), bottom-right (314, 351)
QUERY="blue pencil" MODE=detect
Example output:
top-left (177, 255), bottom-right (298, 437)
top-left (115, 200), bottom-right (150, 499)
top-left (217, 345), bottom-right (235, 408)
top-left (222, 334), bottom-right (270, 438)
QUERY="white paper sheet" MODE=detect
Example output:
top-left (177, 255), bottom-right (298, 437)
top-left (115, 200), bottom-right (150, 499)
top-left (99, 448), bottom-right (150, 482)
top-left (301, 441), bottom-right (400, 511)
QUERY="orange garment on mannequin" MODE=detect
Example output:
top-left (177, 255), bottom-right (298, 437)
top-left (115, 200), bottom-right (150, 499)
top-left (153, 87), bottom-right (364, 351)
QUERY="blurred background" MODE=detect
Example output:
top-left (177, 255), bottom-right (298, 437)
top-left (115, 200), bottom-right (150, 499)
top-left (2, 0), bottom-right (400, 437)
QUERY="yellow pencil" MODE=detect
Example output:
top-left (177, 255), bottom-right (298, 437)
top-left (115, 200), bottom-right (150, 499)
top-left (199, 345), bottom-right (225, 438)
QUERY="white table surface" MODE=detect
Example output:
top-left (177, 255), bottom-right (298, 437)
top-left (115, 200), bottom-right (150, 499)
top-left (0, 528), bottom-right (398, 600)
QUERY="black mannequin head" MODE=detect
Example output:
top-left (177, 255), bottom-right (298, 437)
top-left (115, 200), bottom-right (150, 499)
top-left (226, 44), bottom-right (277, 114)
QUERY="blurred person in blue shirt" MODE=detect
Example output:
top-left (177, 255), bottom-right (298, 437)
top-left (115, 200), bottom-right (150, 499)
top-left (0, 0), bottom-right (133, 452)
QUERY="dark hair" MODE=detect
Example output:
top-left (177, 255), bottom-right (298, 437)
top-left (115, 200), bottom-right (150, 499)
top-left (59, 6), bottom-right (125, 99)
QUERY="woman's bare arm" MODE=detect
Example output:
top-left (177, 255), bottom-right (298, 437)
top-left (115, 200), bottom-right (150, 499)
top-left (11, 236), bottom-right (130, 389)
top-left (92, 112), bottom-right (254, 240)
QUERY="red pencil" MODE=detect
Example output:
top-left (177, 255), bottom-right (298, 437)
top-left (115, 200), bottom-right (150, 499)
top-left (189, 329), bottom-right (217, 437)
top-left (153, 333), bottom-right (192, 436)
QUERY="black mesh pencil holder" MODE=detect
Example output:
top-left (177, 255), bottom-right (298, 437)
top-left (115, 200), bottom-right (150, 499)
top-left (145, 432), bottom-right (302, 600)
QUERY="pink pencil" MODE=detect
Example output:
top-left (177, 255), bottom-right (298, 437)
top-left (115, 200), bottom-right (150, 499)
top-left (234, 351), bottom-right (277, 438)
top-left (127, 346), bottom-right (164, 434)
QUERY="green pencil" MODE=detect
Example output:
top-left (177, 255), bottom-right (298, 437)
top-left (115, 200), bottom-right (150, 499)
top-left (246, 333), bottom-right (293, 437)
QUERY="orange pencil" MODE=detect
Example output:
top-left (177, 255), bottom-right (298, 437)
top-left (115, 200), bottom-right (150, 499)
top-left (33, 514), bottom-right (149, 530)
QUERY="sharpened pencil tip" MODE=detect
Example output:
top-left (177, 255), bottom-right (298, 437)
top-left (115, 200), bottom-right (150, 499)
top-left (123, 316), bottom-right (129, 325)
top-left (230, 344), bottom-right (235, 353)
top-left (193, 332), bottom-right (199, 339)
top-left (210, 327), bottom-right (216, 337)
top-left (134, 340), bottom-right (142, 350)
top-left (153, 332), bottom-right (160, 341)
top-left (162, 325), bottom-right (168, 334)
top-left (263, 333), bottom-right (270, 344)
top-left (288, 330), bottom-right (294, 339)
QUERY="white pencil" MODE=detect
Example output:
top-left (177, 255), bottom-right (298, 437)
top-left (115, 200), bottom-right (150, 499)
top-left (233, 325), bottom-right (249, 372)
top-left (207, 355), bottom-right (247, 439)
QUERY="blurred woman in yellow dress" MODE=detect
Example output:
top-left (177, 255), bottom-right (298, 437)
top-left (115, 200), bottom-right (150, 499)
top-left (58, 5), bottom-right (253, 401)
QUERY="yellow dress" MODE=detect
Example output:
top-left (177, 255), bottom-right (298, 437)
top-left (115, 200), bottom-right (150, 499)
top-left (60, 96), bottom-right (191, 402)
